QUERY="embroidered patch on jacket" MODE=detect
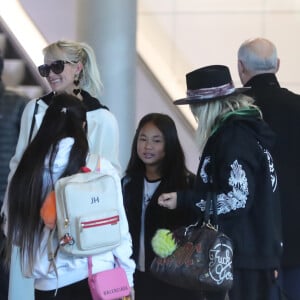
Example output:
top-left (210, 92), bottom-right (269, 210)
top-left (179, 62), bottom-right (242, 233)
top-left (257, 143), bottom-right (277, 192)
top-left (200, 156), bottom-right (211, 183)
top-left (196, 160), bottom-right (249, 214)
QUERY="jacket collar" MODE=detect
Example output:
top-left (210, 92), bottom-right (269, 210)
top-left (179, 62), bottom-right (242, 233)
top-left (245, 73), bottom-right (280, 89)
top-left (39, 90), bottom-right (107, 111)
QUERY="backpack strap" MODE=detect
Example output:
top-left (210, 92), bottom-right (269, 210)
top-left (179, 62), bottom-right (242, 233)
top-left (47, 226), bottom-right (59, 296)
top-left (47, 225), bottom-right (76, 296)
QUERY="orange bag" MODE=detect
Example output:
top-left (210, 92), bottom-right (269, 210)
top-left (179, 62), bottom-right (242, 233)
top-left (40, 191), bottom-right (56, 229)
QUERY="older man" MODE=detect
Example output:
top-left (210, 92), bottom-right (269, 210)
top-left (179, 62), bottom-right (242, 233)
top-left (238, 37), bottom-right (300, 300)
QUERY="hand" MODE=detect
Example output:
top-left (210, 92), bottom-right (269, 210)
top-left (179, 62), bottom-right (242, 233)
top-left (123, 287), bottom-right (134, 300)
top-left (130, 287), bottom-right (135, 300)
top-left (158, 192), bottom-right (177, 209)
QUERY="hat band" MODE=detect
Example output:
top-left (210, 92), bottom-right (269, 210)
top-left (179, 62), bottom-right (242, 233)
top-left (186, 82), bottom-right (235, 99)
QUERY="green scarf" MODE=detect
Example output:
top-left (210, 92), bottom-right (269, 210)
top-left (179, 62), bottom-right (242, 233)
top-left (210, 107), bottom-right (261, 136)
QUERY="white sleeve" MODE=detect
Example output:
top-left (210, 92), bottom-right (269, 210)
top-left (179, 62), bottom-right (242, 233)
top-left (87, 109), bottom-right (121, 175)
top-left (101, 159), bottom-right (135, 287)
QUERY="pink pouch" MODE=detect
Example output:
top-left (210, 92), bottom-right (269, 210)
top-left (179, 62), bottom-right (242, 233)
top-left (88, 256), bottom-right (130, 300)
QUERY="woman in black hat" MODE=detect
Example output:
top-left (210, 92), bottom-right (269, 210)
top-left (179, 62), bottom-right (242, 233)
top-left (158, 65), bottom-right (282, 300)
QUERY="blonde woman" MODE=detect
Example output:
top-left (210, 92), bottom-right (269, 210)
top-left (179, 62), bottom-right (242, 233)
top-left (1, 40), bottom-right (121, 300)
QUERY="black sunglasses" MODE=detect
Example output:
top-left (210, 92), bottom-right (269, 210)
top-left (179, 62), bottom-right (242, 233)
top-left (38, 60), bottom-right (70, 77)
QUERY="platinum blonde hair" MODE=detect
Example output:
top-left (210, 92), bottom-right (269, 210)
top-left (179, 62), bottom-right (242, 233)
top-left (190, 93), bottom-right (261, 154)
top-left (43, 40), bottom-right (103, 98)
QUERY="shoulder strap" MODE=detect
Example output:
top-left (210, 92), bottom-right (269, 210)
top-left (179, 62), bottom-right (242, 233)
top-left (203, 191), bottom-right (218, 227)
top-left (88, 255), bottom-right (120, 277)
top-left (203, 152), bottom-right (219, 227)
top-left (88, 256), bottom-right (93, 277)
top-left (28, 100), bottom-right (39, 145)
top-left (47, 226), bottom-right (59, 296)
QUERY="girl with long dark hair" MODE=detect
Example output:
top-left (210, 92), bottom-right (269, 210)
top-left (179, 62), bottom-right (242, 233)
top-left (122, 113), bottom-right (198, 300)
top-left (4, 94), bottom-right (135, 300)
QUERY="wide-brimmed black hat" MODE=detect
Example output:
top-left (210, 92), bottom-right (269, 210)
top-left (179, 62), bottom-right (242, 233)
top-left (174, 65), bottom-right (249, 105)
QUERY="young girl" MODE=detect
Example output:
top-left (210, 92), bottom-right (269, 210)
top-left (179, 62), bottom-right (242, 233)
top-left (122, 113), bottom-right (198, 300)
top-left (4, 94), bottom-right (135, 300)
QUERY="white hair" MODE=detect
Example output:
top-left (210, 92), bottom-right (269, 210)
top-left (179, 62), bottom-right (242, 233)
top-left (238, 38), bottom-right (278, 73)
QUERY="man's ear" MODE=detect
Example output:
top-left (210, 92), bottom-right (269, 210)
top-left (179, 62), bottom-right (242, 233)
top-left (238, 60), bottom-right (245, 74)
top-left (237, 60), bottom-right (248, 85)
top-left (276, 58), bottom-right (280, 73)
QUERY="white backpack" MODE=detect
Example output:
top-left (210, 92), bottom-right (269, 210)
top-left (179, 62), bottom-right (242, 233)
top-left (48, 154), bottom-right (122, 259)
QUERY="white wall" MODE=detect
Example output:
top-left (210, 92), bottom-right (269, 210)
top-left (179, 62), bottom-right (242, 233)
top-left (138, 0), bottom-right (300, 96)
top-left (20, 0), bottom-right (78, 42)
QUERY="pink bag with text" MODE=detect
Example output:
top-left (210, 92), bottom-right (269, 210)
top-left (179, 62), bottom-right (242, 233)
top-left (88, 256), bottom-right (130, 300)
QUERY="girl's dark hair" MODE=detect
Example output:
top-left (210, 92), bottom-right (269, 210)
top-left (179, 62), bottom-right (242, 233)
top-left (6, 94), bottom-right (89, 272)
top-left (125, 113), bottom-right (190, 189)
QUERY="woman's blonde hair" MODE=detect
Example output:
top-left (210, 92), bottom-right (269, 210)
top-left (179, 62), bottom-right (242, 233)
top-left (43, 40), bottom-right (103, 98)
top-left (190, 93), bottom-right (262, 154)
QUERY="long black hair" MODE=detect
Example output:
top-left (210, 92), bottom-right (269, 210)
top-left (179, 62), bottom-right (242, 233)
top-left (125, 113), bottom-right (192, 189)
top-left (6, 94), bottom-right (89, 272)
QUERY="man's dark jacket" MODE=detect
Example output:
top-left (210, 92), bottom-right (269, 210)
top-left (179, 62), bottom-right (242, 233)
top-left (245, 73), bottom-right (300, 267)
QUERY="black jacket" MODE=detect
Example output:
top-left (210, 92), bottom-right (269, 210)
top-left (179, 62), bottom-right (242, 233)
top-left (0, 82), bottom-right (28, 205)
top-left (177, 114), bottom-right (282, 270)
top-left (245, 74), bottom-right (300, 267)
top-left (122, 173), bottom-right (196, 270)
top-left (122, 172), bottom-right (198, 299)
